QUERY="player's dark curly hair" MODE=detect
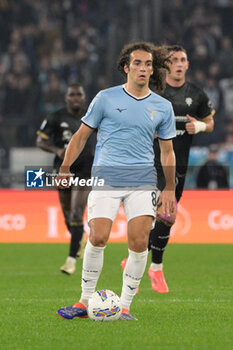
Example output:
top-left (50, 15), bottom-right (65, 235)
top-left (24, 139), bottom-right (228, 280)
top-left (166, 45), bottom-right (187, 54)
top-left (117, 42), bottom-right (170, 93)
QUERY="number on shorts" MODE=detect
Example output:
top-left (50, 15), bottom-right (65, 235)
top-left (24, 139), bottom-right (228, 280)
top-left (151, 191), bottom-right (157, 207)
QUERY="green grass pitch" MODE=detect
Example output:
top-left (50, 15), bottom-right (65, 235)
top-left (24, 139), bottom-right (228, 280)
top-left (0, 243), bottom-right (232, 350)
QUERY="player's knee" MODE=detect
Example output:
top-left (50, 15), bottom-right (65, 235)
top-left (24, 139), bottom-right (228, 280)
top-left (89, 225), bottom-right (109, 247)
top-left (129, 231), bottom-right (149, 252)
top-left (89, 232), bottom-right (107, 247)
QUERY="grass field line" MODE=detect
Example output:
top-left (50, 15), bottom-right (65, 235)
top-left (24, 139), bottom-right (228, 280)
top-left (3, 297), bottom-right (233, 303)
top-left (137, 298), bottom-right (233, 303)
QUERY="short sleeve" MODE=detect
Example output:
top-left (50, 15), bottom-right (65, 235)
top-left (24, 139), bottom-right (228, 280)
top-left (37, 113), bottom-right (56, 140)
top-left (81, 91), bottom-right (104, 129)
top-left (197, 90), bottom-right (215, 120)
top-left (157, 103), bottom-right (176, 140)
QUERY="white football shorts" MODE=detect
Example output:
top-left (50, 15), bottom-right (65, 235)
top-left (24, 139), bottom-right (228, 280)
top-left (87, 187), bottom-right (158, 223)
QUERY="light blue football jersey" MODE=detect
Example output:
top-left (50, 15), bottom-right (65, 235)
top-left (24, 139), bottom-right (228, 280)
top-left (81, 85), bottom-right (176, 187)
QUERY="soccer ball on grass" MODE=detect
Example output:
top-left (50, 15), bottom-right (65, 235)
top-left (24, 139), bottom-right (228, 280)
top-left (88, 289), bottom-right (122, 321)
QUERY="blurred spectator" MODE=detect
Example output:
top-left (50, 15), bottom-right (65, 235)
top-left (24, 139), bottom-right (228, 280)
top-left (218, 36), bottom-right (233, 77)
top-left (196, 144), bottom-right (229, 189)
top-left (224, 119), bottom-right (233, 134)
top-left (204, 77), bottom-right (223, 112)
top-left (222, 133), bottom-right (233, 152)
top-left (191, 70), bottom-right (207, 89)
top-left (42, 72), bottom-right (66, 114)
top-left (203, 77), bottom-right (224, 143)
top-left (219, 77), bottom-right (233, 119)
top-left (0, 71), bottom-right (40, 151)
top-left (208, 62), bottom-right (221, 81)
top-left (38, 55), bottom-right (51, 86)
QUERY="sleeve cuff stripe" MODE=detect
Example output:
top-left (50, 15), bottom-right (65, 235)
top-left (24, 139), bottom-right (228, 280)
top-left (158, 136), bottom-right (176, 140)
top-left (81, 121), bottom-right (96, 130)
top-left (202, 109), bottom-right (215, 120)
top-left (37, 131), bottom-right (49, 140)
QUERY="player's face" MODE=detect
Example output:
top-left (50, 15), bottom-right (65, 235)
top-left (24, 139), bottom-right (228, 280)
top-left (124, 50), bottom-right (153, 87)
top-left (167, 51), bottom-right (189, 82)
top-left (65, 86), bottom-right (85, 112)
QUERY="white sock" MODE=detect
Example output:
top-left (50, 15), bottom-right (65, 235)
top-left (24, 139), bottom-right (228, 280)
top-left (80, 239), bottom-right (105, 305)
top-left (150, 263), bottom-right (163, 271)
top-left (120, 249), bottom-right (148, 310)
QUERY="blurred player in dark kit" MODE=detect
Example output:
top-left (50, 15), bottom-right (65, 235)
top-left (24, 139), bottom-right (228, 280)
top-left (148, 45), bottom-right (215, 293)
top-left (37, 83), bottom-right (96, 274)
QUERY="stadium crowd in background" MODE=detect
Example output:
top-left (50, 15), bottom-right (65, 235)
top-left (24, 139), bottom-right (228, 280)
top-left (0, 0), bottom-right (233, 176)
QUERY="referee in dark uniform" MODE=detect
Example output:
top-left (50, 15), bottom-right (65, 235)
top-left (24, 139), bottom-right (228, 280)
top-left (148, 45), bottom-right (215, 293)
top-left (37, 83), bottom-right (96, 274)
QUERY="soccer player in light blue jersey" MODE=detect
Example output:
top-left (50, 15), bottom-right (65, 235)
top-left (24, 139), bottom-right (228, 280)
top-left (56, 42), bottom-right (176, 321)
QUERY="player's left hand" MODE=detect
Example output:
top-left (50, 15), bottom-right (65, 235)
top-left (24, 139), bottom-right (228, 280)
top-left (158, 188), bottom-right (175, 219)
top-left (185, 114), bottom-right (198, 134)
top-left (54, 167), bottom-right (73, 189)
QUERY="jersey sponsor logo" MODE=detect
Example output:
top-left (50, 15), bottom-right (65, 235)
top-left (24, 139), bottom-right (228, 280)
top-left (176, 130), bottom-right (186, 136)
top-left (60, 122), bottom-right (69, 128)
top-left (116, 108), bottom-right (127, 113)
top-left (147, 108), bottom-right (157, 120)
top-left (175, 115), bottom-right (189, 122)
top-left (185, 97), bottom-right (193, 106)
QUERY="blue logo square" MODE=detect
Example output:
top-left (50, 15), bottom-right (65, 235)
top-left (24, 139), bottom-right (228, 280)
top-left (26, 169), bottom-right (45, 188)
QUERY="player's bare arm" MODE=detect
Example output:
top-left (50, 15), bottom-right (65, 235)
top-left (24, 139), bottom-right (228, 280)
top-left (36, 135), bottom-right (66, 159)
top-left (158, 139), bottom-right (176, 217)
top-left (185, 114), bottom-right (214, 135)
top-left (55, 123), bottom-right (93, 188)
